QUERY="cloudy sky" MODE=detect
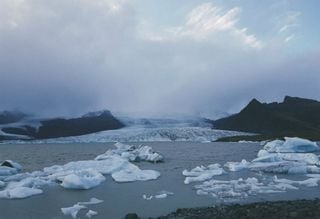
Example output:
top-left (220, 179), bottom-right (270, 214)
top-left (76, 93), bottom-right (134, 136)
top-left (0, 0), bottom-right (319, 117)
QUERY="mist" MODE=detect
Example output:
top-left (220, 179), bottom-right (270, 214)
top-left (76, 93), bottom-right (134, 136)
top-left (0, 0), bottom-right (319, 118)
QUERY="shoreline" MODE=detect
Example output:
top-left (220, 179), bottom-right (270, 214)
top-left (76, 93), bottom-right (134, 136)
top-left (150, 199), bottom-right (320, 219)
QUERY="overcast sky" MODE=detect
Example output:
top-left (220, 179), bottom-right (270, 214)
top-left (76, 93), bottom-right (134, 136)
top-left (0, 0), bottom-right (319, 118)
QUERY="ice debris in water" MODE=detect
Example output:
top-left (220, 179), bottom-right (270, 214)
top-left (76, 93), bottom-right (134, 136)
top-left (186, 137), bottom-right (320, 200)
top-left (95, 142), bottom-right (164, 163)
top-left (143, 191), bottom-right (174, 200)
top-left (182, 164), bottom-right (225, 184)
top-left (61, 198), bottom-right (103, 219)
top-left (60, 169), bottom-right (106, 189)
top-left (224, 159), bottom-right (250, 172)
top-left (86, 210), bottom-right (98, 218)
top-left (264, 137), bottom-right (319, 153)
top-left (0, 143), bottom-right (162, 199)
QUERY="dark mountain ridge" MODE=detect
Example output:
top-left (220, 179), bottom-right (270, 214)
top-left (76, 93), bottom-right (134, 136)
top-left (0, 110), bottom-right (124, 140)
top-left (214, 96), bottom-right (320, 141)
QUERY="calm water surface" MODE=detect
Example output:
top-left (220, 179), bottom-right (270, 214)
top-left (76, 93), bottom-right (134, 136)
top-left (0, 142), bottom-right (319, 219)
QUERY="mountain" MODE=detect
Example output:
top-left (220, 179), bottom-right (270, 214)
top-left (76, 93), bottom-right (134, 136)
top-left (0, 110), bottom-right (124, 140)
top-left (0, 111), bottom-right (27, 124)
top-left (214, 96), bottom-right (320, 141)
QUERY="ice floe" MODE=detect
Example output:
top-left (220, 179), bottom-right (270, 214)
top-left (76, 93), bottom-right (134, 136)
top-left (0, 186), bottom-right (43, 199)
top-left (61, 198), bottom-right (103, 218)
top-left (182, 164), bottom-right (225, 184)
top-left (143, 191), bottom-right (174, 200)
top-left (95, 142), bottom-right (164, 163)
top-left (0, 143), bottom-right (162, 199)
top-left (264, 137), bottom-right (319, 153)
top-left (61, 204), bottom-right (87, 219)
top-left (86, 210), bottom-right (98, 218)
top-left (184, 137), bottom-right (320, 200)
top-left (60, 169), bottom-right (106, 189)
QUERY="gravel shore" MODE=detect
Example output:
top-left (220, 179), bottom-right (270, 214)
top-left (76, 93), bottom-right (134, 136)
top-left (151, 199), bottom-right (320, 219)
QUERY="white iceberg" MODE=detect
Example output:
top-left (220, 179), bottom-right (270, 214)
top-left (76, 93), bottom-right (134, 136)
top-left (60, 169), bottom-right (106, 189)
top-left (1, 160), bottom-right (22, 170)
top-left (61, 204), bottom-right (87, 219)
top-left (0, 148), bottom-right (161, 199)
top-left (182, 164), bottom-right (225, 184)
top-left (224, 159), bottom-right (250, 172)
top-left (95, 142), bottom-right (164, 163)
top-left (86, 210), bottom-right (98, 218)
top-left (264, 137), bottom-right (319, 153)
top-left (143, 191), bottom-right (174, 200)
top-left (254, 151), bottom-right (319, 165)
top-left (61, 198), bottom-right (103, 218)
top-left (0, 186), bottom-right (43, 199)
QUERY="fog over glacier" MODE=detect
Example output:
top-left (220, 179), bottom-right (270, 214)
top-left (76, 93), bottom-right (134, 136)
top-left (0, 0), bottom-right (319, 117)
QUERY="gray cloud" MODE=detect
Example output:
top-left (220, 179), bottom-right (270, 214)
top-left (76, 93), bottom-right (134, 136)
top-left (0, 1), bottom-right (319, 118)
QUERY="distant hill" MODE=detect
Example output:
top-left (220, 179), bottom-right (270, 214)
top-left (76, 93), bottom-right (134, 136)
top-left (0, 110), bottom-right (124, 140)
top-left (0, 111), bottom-right (27, 124)
top-left (214, 96), bottom-right (320, 141)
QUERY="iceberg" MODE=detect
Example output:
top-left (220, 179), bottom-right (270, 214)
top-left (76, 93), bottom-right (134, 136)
top-left (86, 210), bottom-right (98, 218)
top-left (61, 198), bottom-right (103, 218)
top-left (0, 145), bottom-right (162, 199)
top-left (264, 137), bottom-right (319, 153)
top-left (182, 164), bottom-right (225, 184)
top-left (60, 169), bottom-right (106, 189)
top-left (224, 159), bottom-right (250, 172)
top-left (142, 191), bottom-right (174, 200)
top-left (95, 142), bottom-right (164, 163)
top-left (0, 186), bottom-right (43, 199)
top-left (61, 204), bottom-right (87, 219)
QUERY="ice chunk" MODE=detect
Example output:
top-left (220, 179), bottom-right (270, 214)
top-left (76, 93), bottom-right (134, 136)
top-left (78, 197), bottom-right (104, 205)
top-left (1, 160), bottom-right (22, 170)
top-left (253, 153), bottom-right (319, 165)
top-left (257, 149), bottom-right (269, 157)
top-left (61, 204), bottom-right (87, 219)
top-left (252, 154), bottom-right (283, 163)
top-left (86, 210), bottom-right (98, 218)
top-left (0, 187), bottom-right (43, 199)
top-left (60, 169), bottom-right (106, 189)
top-left (183, 164), bottom-right (225, 184)
top-left (143, 191), bottom-right (173, 200)
top-left (264, 137), bottom-right (319, 153)
top-left (112, 168), bottom-right (160, 182)
top-left (249, 161), bottom-right (308, 174)
top-left (224, 159), bottom-right (250, 172)
top-left (95, 143), bottom-right (164, 163)
top-left (0, 166), bottom-right (18, 176)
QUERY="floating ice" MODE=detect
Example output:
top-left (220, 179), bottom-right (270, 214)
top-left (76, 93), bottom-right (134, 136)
top-left (61, 198), bottom-right (103, 218)
top-left (186, 137), bottom-right (320, 200)
top-left (0, 145), bottom-right (162, 199)
top-left (0, 166), bottom-right (18, 176)
top-left (182, 164), bottom-right (225, 184)
top-left (224, 159), bottom-right (250, 172)
top-left (78, 197), bottom-right (104, 205)
top-left (264, 137), bottom-right (319, 153)
top-left (1, 160), bottom-right (22, 170)
top-left (61, 204), bottom-right (87, 219)
top-left (254, 151), bottom-right (319, 165)
top-left (60, 169), bottom-right (106, 189)
top-left (95, 142), bottom-right (164, 163)
top-left (0, 186), bottom-right (43, 199)
top-left (143, 191), bottom-right (174, 200)
top-left (86, 210), bottom-right (98, 218)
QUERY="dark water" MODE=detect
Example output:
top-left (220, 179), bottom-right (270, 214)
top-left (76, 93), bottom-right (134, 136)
top-left (0, 142), bottom-right (320, 219)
